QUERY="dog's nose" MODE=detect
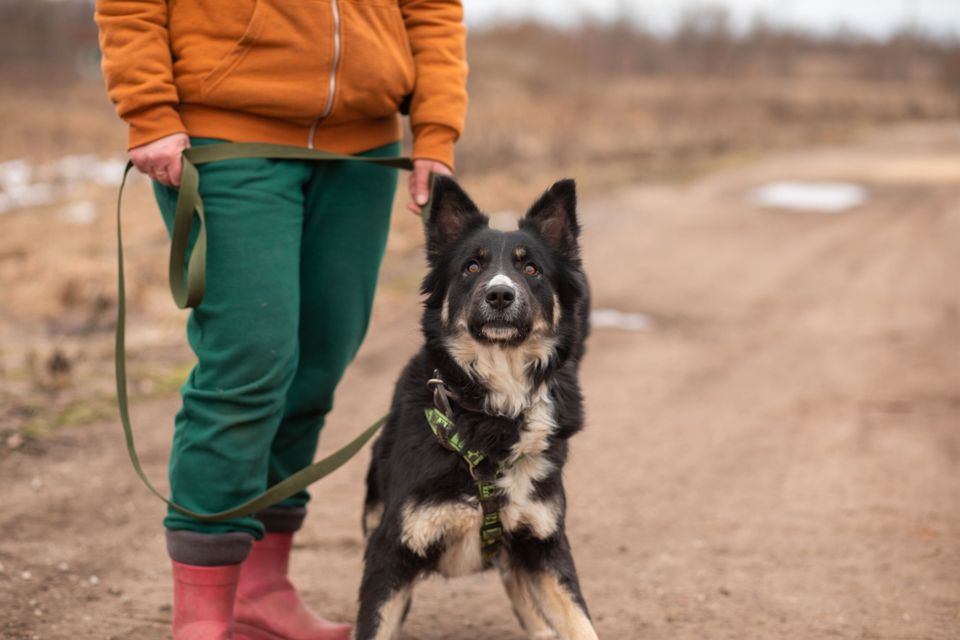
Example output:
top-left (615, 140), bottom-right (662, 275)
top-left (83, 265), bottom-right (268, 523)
top-left (485, 285), bottom-right (515, 310)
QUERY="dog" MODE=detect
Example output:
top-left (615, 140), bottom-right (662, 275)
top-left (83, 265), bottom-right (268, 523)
top-left (356, 176), bottom-right (597, 640)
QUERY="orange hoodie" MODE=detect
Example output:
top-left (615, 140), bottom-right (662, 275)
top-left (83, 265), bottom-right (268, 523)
top-left (95, 0), bottom-right (467, 168)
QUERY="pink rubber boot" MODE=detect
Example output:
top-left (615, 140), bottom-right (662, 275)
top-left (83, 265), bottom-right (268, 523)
top-left (234, 532), bottom-right (352, 640)
top-left (171, 561), bottom-right (242, 640)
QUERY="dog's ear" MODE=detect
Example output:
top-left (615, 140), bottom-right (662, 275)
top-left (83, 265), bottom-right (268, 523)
top-left (521, 179), bottom-right (580, 258)
top-left (425, 176), bottom-right (488, 260)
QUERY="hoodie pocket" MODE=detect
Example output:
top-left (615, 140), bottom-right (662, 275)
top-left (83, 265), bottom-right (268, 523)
top-left (200, 0), bottom-right (335, 124)
top-left (328, 0), bottom-right (416, 123)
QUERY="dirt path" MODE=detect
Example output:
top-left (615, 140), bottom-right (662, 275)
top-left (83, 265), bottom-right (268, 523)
top-left (2, 123), bottom-right (959, 639)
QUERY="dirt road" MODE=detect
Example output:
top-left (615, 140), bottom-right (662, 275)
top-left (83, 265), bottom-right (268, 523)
top-left (2, 123), bottom-right (958, 639)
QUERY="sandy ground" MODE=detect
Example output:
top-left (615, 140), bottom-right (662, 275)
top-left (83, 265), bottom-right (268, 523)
top-left (1, 123), bottom-right (959, 639)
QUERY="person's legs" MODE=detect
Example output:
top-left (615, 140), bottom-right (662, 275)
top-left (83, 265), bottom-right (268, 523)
top-left (233, 143), bottom-right (399, 640)
top-left (154, 142), bottom-right (315, 639)
top-left (153, 140), bottom-right (313, 548)
top-left (268, 141), bottom-right (400, 510)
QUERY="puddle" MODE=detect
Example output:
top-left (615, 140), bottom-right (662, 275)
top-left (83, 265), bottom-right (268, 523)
top-left (0, 154), bottom-right (127, 215)
top-left (749, 181), bottom-right (869, 213)
top-left (590, 308), bottom-right (652, 331)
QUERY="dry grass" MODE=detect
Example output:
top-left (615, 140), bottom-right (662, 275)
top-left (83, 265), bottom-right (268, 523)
top-left (456, 19), bottom-right (960, 209)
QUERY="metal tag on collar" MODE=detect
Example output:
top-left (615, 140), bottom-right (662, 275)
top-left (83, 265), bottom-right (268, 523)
top-left (426, 370), bottom-right (454, 418)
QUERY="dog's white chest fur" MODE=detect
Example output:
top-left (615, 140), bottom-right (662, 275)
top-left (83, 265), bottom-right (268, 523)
top-left (400, 392), bottom-right (561, 577)
top-left (444, 332), bottom-right (556, 418)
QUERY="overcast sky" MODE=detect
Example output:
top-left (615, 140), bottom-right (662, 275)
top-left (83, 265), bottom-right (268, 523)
top-left (464, 0), bottom-right (960, 38)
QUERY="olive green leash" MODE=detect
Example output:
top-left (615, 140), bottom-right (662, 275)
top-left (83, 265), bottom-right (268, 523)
top-left (115, 143), bottom-right (424, 522)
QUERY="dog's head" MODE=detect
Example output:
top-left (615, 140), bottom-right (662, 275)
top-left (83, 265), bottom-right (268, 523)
top-left (421, 176), bottom-right (589, 376)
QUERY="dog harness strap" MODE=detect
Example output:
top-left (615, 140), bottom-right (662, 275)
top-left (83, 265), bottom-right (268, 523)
top-left (424, 407), bottom-right (486, 465)
top-left (113, 142), bottom-right (437, 521)
top-left (476, 471), bottom-right (505, 563)
top-left (423, 403), bottom-right (506, 563)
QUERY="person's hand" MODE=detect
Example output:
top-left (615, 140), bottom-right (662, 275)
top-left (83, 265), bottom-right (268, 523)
top-left (129, 132), bottom-right (190, 187)
top-left (408, 159), bottom-right (453, 215)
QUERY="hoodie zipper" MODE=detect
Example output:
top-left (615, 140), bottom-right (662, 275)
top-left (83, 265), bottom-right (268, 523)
top-left (307, 0), bottom-right (341, 149)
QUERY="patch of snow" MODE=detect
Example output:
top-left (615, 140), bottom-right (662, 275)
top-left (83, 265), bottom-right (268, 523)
top-left (0, 154), bottom-right (127, 215)
top-left (60, 200), bottom-right (98, 225)
top-left (750, 181), bottom-right (868, 213)
top-left (0, 183), bottom-right (55, 214)
top-left (0, 159), bottom-right (32, 190)
top-left (590, 308), bottom-right (652, 331)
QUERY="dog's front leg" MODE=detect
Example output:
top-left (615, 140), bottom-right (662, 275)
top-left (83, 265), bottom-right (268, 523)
top-left (355, 530), bottom-right (418, 640)
top-left (355, 584), bottom-right (412, 640)
top-left (510, 534), bottom-right (598, 640)
top-left (501, 565), bottom-right (558, 639)
top-left (526, 570), bottom-right (597, 640)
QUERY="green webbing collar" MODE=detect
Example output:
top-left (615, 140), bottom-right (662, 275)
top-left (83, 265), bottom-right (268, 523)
top-left (115, 142), bottom-right (433, 522)
top-left (424, 378), bottom-right (505, 563)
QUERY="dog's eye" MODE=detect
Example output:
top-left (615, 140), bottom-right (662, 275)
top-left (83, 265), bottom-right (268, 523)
top-left (465, 260), bottom-right (481, 274)
top-left (523, 263), bottom-right (539, 276)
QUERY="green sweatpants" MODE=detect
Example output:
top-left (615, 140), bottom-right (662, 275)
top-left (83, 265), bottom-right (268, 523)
top-left (154, 138), bottom-right (399, 539)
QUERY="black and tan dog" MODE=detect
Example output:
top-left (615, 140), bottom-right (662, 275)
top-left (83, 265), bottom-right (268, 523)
top-left (356, 177), bottom-right (596, 640)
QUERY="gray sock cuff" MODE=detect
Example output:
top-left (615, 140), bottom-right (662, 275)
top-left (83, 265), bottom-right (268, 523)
top-left (256, 507), bottom-right (307, 533)
top-left (165, 529), bottom-right (254, 566)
